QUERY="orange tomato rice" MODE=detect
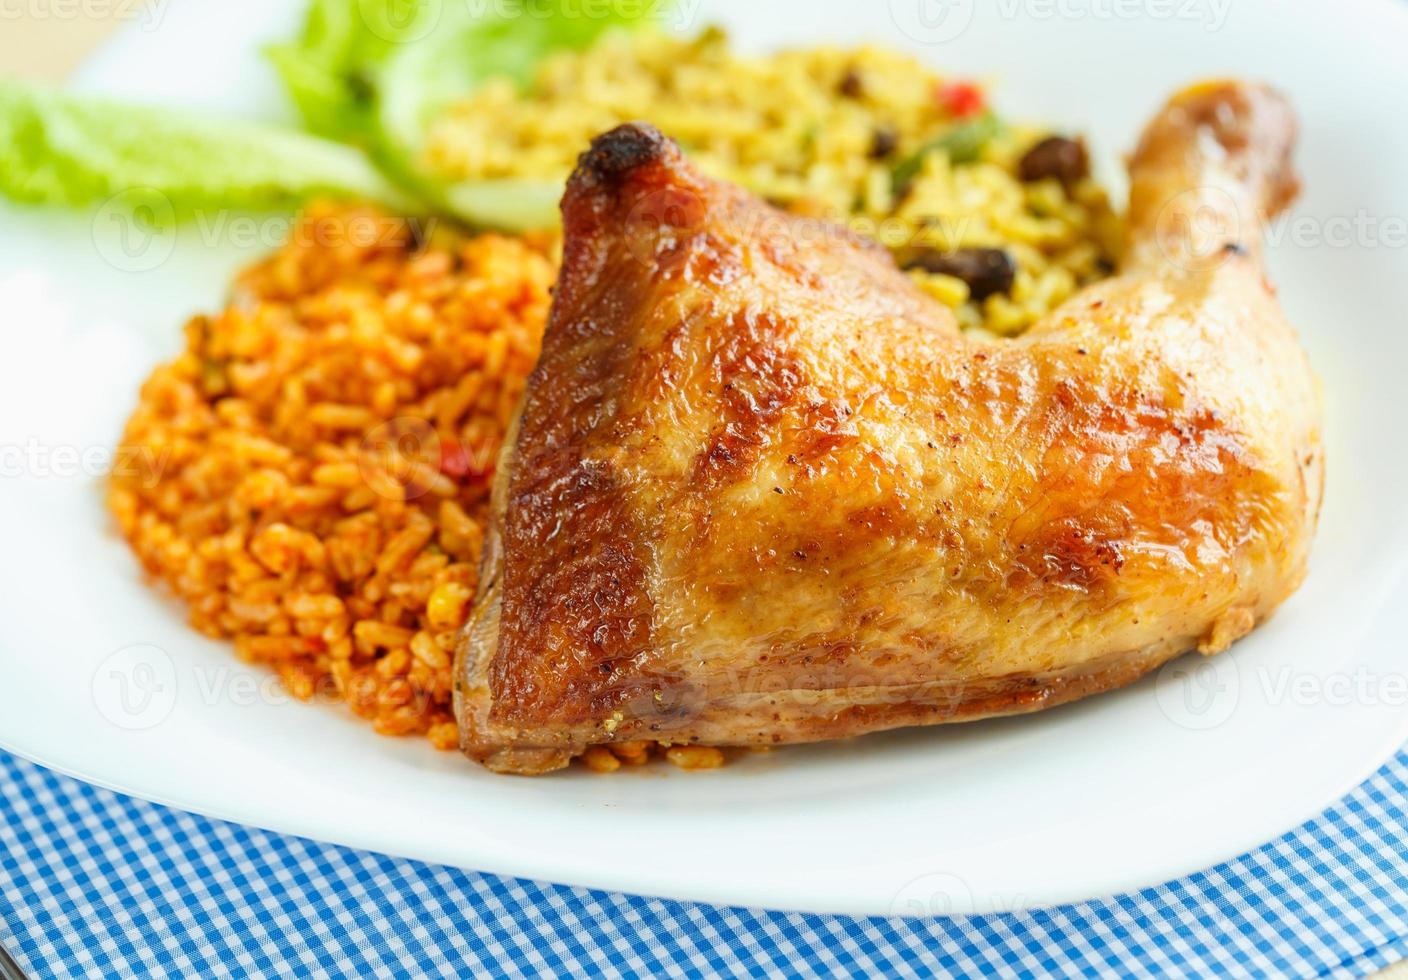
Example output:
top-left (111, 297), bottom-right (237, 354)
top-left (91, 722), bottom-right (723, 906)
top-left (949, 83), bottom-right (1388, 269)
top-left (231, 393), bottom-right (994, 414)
top-left (108, 204), bottom-right (553, 750)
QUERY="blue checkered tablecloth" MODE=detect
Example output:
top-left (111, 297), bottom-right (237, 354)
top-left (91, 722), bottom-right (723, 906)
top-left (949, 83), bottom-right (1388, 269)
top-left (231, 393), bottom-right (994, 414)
top-left (1, 750), bottom-right (1405, 978)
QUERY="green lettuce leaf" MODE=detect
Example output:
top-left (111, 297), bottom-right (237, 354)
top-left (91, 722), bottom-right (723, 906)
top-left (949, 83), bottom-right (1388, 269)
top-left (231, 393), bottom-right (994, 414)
top-left (264, 0), bottom-right (429, 146)
top-left (270, 0), bottom-right (660, 230)
top-left (0, 78), bottom-right (412, 217)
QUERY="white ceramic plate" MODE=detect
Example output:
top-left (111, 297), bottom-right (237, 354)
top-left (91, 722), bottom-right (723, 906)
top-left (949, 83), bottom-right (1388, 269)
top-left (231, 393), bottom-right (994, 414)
top-left (2, 0), bottom-right (1406, 918)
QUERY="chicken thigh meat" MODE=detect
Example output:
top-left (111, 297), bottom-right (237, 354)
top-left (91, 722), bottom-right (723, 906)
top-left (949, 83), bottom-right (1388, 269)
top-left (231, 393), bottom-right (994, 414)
top-left (455, 81), bottom-right (1323, 774)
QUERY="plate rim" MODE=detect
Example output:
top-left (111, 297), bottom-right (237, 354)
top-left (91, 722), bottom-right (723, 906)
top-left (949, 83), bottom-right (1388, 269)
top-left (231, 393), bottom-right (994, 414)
top-left (1, 0), bottom-right (1406, 918)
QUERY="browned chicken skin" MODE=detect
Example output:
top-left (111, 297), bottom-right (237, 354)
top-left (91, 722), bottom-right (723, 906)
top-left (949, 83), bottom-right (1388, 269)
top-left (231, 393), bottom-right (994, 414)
top-left (455, 81), bottom-right (1323, 774)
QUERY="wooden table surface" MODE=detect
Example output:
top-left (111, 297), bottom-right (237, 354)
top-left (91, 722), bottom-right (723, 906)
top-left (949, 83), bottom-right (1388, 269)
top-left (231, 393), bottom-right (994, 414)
top-left (0, 8), bottom-right (126, 80)
top-left (1, 12), bottom-right (1404, 980)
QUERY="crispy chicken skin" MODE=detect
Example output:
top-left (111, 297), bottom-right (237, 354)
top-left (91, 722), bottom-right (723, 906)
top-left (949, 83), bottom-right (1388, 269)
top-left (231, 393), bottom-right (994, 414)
top-left (455, 81), bottom-right (1323, 774)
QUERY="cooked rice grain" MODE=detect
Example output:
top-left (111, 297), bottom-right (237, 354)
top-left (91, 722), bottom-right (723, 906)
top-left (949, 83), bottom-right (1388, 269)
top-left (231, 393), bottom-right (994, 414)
top-left (425, 29), bottom-right (1122, 335)
top-left (108, 204), bottom-right (554, 748)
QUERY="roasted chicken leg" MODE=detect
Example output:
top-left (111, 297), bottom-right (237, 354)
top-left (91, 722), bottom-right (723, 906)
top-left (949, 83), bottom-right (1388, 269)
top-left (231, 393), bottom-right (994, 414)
top-left (455, 81), bottom-right (1323, 774)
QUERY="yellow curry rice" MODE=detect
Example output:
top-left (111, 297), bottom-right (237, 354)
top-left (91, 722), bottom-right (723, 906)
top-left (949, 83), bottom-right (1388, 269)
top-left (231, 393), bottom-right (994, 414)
top-left (426, 29), bottom-right (1122, 335)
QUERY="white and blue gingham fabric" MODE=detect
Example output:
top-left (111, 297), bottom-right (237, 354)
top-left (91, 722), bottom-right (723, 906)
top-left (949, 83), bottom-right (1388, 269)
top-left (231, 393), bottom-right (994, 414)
top-left (1, 748), bottom-right (1405, 979)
